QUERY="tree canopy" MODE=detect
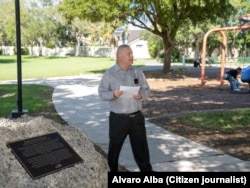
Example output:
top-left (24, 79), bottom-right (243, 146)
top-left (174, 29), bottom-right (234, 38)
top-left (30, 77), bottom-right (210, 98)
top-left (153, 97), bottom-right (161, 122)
top-left (59, 0), bottom-right (235, 73)
top-left (1, 0), bottom-right (249, 64)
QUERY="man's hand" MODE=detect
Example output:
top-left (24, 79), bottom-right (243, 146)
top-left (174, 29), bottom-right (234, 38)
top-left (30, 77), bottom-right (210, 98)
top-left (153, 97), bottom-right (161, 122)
top-left (133, 93), bottom-right (142, 100)
top-left (113, 90), bottom-right (123, 98)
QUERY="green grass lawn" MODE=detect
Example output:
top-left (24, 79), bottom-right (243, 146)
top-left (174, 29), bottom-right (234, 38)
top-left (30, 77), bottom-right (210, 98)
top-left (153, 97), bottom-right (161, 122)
top-left (0, 84), bottom-right (66, 123)
top-left (0, 55), bottom-right (145, 80)
top-left (176, 110), bottom-right (250, 132)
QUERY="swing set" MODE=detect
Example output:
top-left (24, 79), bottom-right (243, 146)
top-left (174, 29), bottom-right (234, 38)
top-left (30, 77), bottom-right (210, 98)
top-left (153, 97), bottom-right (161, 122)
top-left (200, 14), bottom-right (250, 86)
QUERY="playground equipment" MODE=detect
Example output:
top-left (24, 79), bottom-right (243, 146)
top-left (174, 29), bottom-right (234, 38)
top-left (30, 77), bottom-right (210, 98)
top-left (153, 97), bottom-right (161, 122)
top-left (201, 14), bottom-right (250, 86)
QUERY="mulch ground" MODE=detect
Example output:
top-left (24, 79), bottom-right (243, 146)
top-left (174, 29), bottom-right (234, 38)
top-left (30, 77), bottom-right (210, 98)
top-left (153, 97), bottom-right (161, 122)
top-left (141, 65), bottom-right (250, 161)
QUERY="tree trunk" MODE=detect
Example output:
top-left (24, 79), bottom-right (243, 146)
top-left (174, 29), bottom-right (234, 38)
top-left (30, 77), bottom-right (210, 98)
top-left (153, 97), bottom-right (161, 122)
top-left (75, 40), bottom-right (81, 56)
top-left (38, 37), bottom-right (43, 56)
top-left (162, 48), bottom-right (171, 74)
top-left (194, 34), bottom-right (203, 59)
top-left (194, 37), bottom-right (200, 59)
top-left (75, 32), bottom-right (82, 57)
top-left (162, 34), bottom-right (172, 74)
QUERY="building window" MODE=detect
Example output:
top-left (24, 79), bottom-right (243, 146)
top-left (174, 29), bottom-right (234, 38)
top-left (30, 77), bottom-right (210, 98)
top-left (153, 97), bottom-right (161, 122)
top-left (136, 44), bottom-right (143, 48)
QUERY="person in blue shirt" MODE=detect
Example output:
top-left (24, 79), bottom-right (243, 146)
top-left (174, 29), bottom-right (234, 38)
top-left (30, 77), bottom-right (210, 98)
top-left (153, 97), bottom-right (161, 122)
top-left (98, 44), bottom-right (153, 172)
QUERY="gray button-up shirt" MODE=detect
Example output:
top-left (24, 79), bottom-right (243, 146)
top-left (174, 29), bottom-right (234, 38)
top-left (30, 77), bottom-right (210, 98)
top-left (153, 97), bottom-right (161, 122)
top-left (98, 63), bottom-right (150, 114)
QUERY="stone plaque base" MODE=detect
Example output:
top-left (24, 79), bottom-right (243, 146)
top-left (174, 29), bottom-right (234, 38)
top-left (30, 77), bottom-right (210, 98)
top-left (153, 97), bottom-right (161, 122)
top-left (7, 132), bottom-right (84, 179)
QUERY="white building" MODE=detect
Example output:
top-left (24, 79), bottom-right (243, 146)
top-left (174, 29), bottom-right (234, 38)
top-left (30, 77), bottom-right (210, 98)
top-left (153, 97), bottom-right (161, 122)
top-left (113, 27), bottom-right (151, 59)
top-left (127, 30), bottom-right (151, 59)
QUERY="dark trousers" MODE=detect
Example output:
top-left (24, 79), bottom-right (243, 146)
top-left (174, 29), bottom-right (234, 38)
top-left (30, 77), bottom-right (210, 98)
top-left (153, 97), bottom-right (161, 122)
top-left (108, 111), bottom-right (152, 172)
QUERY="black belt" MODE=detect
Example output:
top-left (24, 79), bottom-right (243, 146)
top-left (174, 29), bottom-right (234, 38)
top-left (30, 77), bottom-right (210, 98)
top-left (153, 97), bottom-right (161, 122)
top-left (111, 111), bottom-right (140, 118)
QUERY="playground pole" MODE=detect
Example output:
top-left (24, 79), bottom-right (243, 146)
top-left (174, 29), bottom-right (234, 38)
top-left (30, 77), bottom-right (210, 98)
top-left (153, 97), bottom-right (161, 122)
top-left (201, 24), bottom-right (250, 86)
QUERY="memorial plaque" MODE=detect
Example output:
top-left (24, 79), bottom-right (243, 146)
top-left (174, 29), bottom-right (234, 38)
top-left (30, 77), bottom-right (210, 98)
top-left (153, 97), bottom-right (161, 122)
top-left (7, 132), bottom-right (84, 179)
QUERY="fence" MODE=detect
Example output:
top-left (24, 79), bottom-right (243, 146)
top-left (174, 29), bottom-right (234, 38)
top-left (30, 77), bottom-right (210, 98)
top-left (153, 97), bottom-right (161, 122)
top-left (0, 46), bottom-right (114, 57)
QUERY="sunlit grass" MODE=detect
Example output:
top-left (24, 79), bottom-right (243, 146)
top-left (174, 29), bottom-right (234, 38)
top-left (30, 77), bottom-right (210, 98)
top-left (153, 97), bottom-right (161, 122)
top-left (177, 109), bottom-right (250, 132)
top-left (0, 84), bottom-right (66, 124)
top-left (0, 56), bottom-right (144, 80)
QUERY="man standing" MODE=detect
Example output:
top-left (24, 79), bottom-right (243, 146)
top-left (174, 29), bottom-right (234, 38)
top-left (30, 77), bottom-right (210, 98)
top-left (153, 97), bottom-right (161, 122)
top-left (98, 44), bottom-right (153, 172)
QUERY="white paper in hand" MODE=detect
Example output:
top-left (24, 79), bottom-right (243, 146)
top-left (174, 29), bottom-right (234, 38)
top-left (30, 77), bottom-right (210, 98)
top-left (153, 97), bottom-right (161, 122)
top-left (120, 86), bottom-right (140, 98)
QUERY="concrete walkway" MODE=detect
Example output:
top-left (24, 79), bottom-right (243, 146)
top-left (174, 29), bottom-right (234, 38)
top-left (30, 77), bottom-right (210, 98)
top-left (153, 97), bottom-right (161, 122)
top-left (1, 61), bottom-right (250, 172)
